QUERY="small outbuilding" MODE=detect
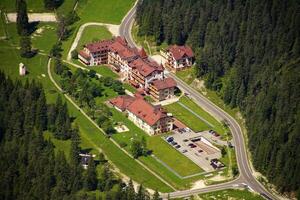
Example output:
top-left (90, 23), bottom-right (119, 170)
top-left (19, 63), bottom-right (26, 76)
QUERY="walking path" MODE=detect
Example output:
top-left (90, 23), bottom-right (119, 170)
top-left (6, 13), bottom-right (57, 23)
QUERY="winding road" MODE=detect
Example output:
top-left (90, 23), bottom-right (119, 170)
top-left (119, 2), bottom-right (279, 200)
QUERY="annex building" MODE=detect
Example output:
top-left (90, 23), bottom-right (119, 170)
top-left (109, 95), bottom-right (173, 135)
top-left (161, 45), bottom-right (194, 72)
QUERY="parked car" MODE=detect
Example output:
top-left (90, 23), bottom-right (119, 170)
top-left (191, 145), bottom-right (197, 148)
top-left (182, 149), bottom-right (188, 153)
top-left (175, 145), bottom-right (181, 149)
top-left (167, 137), bottom-right (174, 142)
top-left (209, 130), bottom-right (214, 133)
top-left (198, 149), bottom-right (203, 153)
top-left (171, 141), bottom-right (178, 146)
top-left (183, 139), bottom-right (189, 142)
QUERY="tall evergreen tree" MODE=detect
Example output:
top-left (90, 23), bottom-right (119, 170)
top-left (19, 36), bottom-right (33, 58)
top-left (84, 158), bottom-right (97, 191)
top-left (16, 0), bottom-right (29, 35)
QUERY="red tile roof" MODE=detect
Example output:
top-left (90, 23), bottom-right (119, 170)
top-left (109, 95), bottom-right (135, 111)
top-left (109, 40), bottom-right (138, 60)
top-left (129, 58), bottom-right (163, 77)
top-left (79, 50), bottom-right (90, 59)
top-left (127, 98), bottom-right (168, 126)
top-left (167, 45), bottom-right (194, 61)
top-left (110, 95), bottom-right (169, 126)
top-left (85, 40), bottom-right (113, 53)
top-left (151, 77), bottom-right (177, 90)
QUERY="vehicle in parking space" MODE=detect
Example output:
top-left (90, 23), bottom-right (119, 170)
top-left (191, 145), bottom-right (196, 148)
top-left (198, 149), bottom-right (203, 153)
top-left (182, 149), bottom-right (188, 153)
top-left (166, 136), bottom-right (174, 142)
top-left (175, 145), bottom-right (181, 149)
top-left (188, 143), bottom-right (193, 146)
top-left (209, 130), bottom-right (214, 133)
top-left (183, 139), bottom-right (189, 142)
top-left (171, 141), bottom-right (178, 146)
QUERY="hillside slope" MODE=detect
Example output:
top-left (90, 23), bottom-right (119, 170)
top-left (136, 0), bottom-right (300, 196)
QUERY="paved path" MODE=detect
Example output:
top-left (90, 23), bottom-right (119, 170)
top-left (119, 1), bottom-right (280, 199)
top-left (6, 13), bottom-right (57, 23)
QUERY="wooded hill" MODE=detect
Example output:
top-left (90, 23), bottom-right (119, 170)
top-left (136, 0), bottom-right (300, 196)
top-left (0, 72), bottom-right (159, 200)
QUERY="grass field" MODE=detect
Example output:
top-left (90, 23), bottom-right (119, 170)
top-left (77, 25), bottom-right (112, 49)
top-left (0, 0), bottom-right (76, 13)
top-left (77, 0), bottom-right (135, 24)
top-left (164, 96), bottom-right (226, 134)
top-left (164, 101), bottom-right (211, 132)
top-left (198, 189), bottom-right (264, 200)
top-left (4, 22), bottom-right (57, 54)
top-left (179, 96), bottom-right (225, 135)
top-left (176, 66), bottom-right (197, 85)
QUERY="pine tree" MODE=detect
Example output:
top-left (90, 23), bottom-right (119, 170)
top-left (35, 91), bottom-right (47, 131)
top-left (84, 158), bottom-right (97, 191)
top-left (16, 0), bottom-right (29, 35)
top-left (126, 180), bottom-right (135, 200)
top-left (20, 36), bottom-right (33, 58)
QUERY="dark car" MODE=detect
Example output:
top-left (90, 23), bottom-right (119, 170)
top-left (167, 137), bottom-right (174, 142)
top-left (198, 149), bottom-right (203, 153)
top-left (175, 145), bottom-right (181, 149)
top-left (171, 141), bottom-right (178, 146)
top-left (183, 139), bottom-right (189, 142)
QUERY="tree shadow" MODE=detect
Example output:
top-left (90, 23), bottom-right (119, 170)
top-left (80, 148), bottom-right (93, 154)
top-left (27, 21), bottom-right (40, 35)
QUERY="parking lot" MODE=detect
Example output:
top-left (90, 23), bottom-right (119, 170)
top-left (164, 128), bottom-right (224, 172)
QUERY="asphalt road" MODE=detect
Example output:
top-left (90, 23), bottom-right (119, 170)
top-left (119, 2), bottom-right (278, 199)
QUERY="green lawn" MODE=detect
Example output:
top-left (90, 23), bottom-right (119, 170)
top-left (179, 96), bottom-right (225, 135)
top-left (164, 100), bottom-right (211, 132)
top-left (0, 0), bottom-right (76, 12)
top-left (110, 108), bottom-right (203, 180)
top-left (87, 65), bottom-right (118, 79)
top-left (176, 66), bottom-right (197, 85)
top-left (77, 0), bottom-right (135, 24)
top-left (164, 96), bottom-right (226, 134)
top-left (77, 25), bottom-right (112, 49)
top-left (123, 83), bottom-right (136, 93)
top-left (198, 189), bottom-right (264, 200)
top-left (44, 131), bottom-right (72, 159)
top-left (4, 22), bottom-right (57, 54)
